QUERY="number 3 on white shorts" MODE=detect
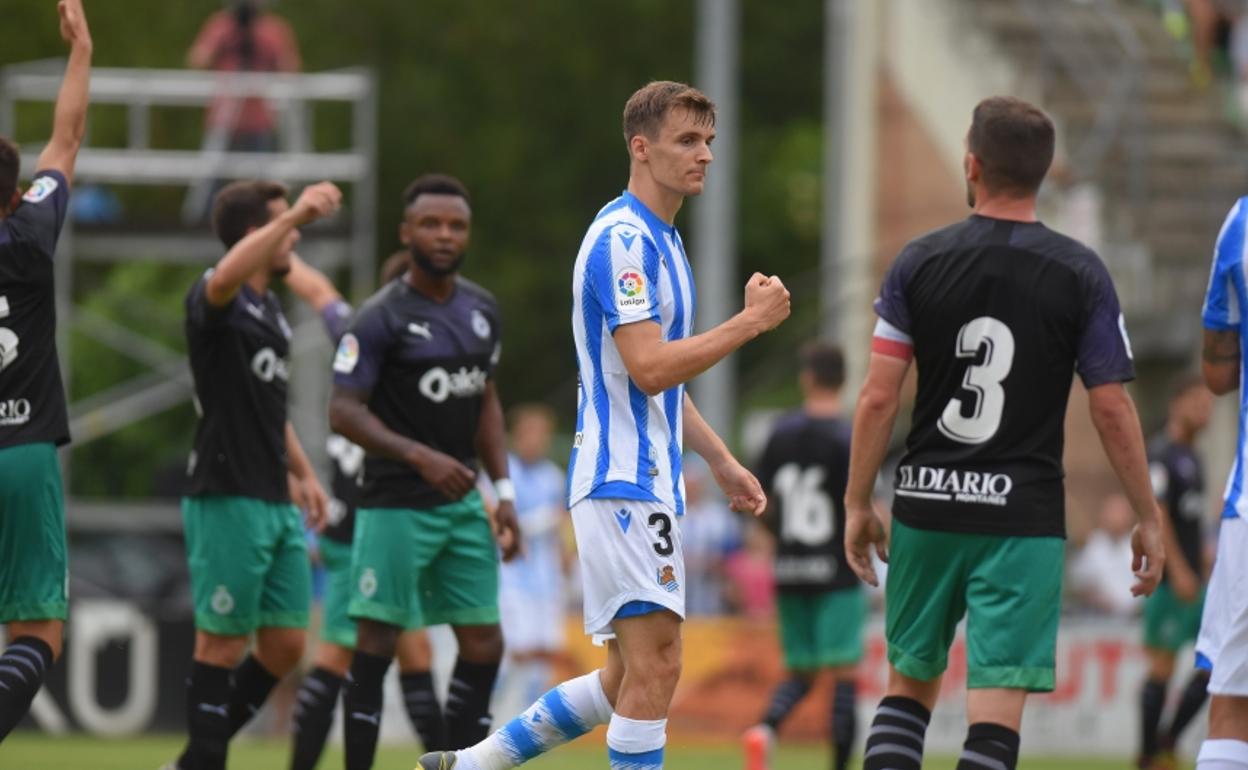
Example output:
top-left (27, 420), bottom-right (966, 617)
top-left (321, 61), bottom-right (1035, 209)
top-left (937, 316), bottom-right (1015, 445)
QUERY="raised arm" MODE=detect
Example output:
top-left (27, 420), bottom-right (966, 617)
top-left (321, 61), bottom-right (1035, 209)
top-left (614, 273), bottom-right (790, 396)
top-left (843, 352), bottom-right (910, 586)
top-left (36, 0), bottom-right (93, 184)
top-left (683, 393), bottom-right (765, 515)
top-left (474, 381), bottom-right (521, 560)
top-left (284, 254), bottom-right (343, 312)
top-left (1087, 383), bottom-right (1166, 596)
top-left (205, 182), bottom-right (340, 307)
top-left (1202, 329), bottom-right (1240, 395)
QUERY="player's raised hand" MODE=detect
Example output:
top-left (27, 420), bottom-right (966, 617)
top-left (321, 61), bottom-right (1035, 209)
top-left (743, 273), bottom-right (791, 333)
top-left (410, 446), bottom-right (477, 500)
top-left (291, 182), bottom-right (343, 226)
top-left (57, 0), bottom-right (92, 49)
top-left (492, 500), bottom-right (523, 562)
top-left (1130, 514), bottom-right (1166, 597)
top-left (844, 504), bottom-right (888, 587)
top-left (711, 459), bottom-right (767, 515)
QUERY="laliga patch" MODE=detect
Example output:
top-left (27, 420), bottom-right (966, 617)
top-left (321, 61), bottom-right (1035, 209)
top-left (615, 269), bottom-right (650, 312)
top-left (22, 176), bottom-right (58, 204)
top-left (333, 333), bottom-right (360, 374)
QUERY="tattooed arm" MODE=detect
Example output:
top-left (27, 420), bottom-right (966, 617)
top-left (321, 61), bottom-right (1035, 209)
top-left (1202, 329), bottom-right (1240, 396)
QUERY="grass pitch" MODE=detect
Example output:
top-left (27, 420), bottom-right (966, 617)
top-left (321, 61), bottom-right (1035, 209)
top-left (0, 734), bottom-right (1143, 769)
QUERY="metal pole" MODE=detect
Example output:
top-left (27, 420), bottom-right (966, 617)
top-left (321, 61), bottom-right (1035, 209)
top-left (692, 0), bottom-right (741, 441)
top-left (822, 0), bottom-right (878, 397)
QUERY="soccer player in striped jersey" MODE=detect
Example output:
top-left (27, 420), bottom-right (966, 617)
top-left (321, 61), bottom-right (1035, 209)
top-left (0, 0), bottom-right (91, 743)
top-left (418, 80), bottom-right (791, 770)
top-left (1194, 197), bottom-right (1248, 770)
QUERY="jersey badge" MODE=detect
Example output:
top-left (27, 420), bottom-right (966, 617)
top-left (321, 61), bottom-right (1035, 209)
top-left (22, 176), bottom-right (58, 204)
top-left (211, 585), bottom-right (235, 615)
top-left (333, 333), bottom-right (360, 374)
top-left (657, 565), bottom-right (679, 593)
top-left (616, 270), bottom-right (649, 312)
top-left (359, 567), bottom-right (378, 598)
top-left (613, 507), bottom-right (632, 533)
top-left (471, 309), bottom-right (491, 340)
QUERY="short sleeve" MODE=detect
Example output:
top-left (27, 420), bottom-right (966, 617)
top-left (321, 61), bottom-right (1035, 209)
top-left (873, 242), bottom-right (920, 334)
top-left (1074, 257), bottom-right (1135, 388)
top-left (320, 299), bottom-right (354, 344)
top-left (332, 304), bottom-right (391, 395)
top-left (1202, 198), bottom-right (1246, 332)
top-left (3, 170), bottom-right (70, 260)
top-left (185, 270), bottom-right (234, 331)
top-left (586, 225), bottom-right (662, 333)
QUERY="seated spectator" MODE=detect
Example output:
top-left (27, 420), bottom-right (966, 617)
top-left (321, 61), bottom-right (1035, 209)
top-left (1069, 493), bottom-right (1143, 617)
top-left (682, 460), bottom-right (744, 616)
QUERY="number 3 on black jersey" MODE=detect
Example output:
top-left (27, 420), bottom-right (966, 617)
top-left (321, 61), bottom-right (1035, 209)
top-left (938, 316), bottom-right (1015, 445)
top-left (0, 296), bottom-right (17, 372)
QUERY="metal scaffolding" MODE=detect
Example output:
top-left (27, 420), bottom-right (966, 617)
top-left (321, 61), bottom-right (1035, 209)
top-left (0, 62), bottom-right (379, 531)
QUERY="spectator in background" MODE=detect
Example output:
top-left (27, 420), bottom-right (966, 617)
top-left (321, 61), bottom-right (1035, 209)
top-left (497, 404), bottom-right (570, 711)
top-left (681, 458), bottom-right (743, 616)
top-left (725, 521), bottom-right (775, 620)
top-left (188, 0), bottom-right (301, 154)
top-left (1069, 493), bottom-right (1143, 617)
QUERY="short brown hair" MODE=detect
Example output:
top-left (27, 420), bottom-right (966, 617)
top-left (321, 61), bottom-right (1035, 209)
top-left (967, 96), bottom-right (1055, 197)
top-left (622, 81), bottom-right (716, 145)
top-left (0, 138), bottom-right (20, 210)
top-left (211, 180), bottom-right (289, 248)
top-left (799, 340), bottom-right (845, 390)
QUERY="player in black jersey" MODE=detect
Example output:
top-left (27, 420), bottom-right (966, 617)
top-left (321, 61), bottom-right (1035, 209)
top-left (329, 174), bottom-right (521, 770)
top-left (1138, 375), bottom-right (1213, 770)
top-left (743, 342), bottom-right (862, 770)
top-left (169, 179), bottom-right (341, 770)
top-left (282, 252), bottom-right (447, 770)
top-left (0, 0), bottom-right (92, 744)
top-left (844, 96), bottom-right (1166, 770)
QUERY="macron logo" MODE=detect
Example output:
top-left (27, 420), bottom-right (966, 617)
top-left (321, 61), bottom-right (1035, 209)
top-left (617, 230), bottom-right (637, 251)
top-left (614, 508), bottom-right (632, 533)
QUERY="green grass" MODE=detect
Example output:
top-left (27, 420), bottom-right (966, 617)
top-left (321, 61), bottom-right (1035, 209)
top-left (0, 734), bottom-right (1138, 770)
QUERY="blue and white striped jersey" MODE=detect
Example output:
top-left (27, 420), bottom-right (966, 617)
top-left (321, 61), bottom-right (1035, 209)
top-left (1202, 197), bottom-right (1248, 520)
top-left (568, 191), bottom-right (696, 515)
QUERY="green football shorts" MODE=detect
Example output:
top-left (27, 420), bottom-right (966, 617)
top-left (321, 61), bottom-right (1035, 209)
top-left (319, 536), bottom-right (424, 648)
top-left (1143, 581), bottom-right (1206, 652)
top-left (776, 586), bottom-right (867, 671)
top-left (0, 442), bottom-right (68, 623)
top-left (181, 495), bottom-right (310, 636)
top-left (885, 518), bottom-right (1064, 692)
top-left (348, 489), bottom-right (499, 629)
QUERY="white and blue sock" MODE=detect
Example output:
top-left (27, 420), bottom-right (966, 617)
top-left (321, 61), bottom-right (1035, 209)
top-left (1198, 739), bottom-right (1248, 769)
top-left (456, 669), bottom-right (613, 770)
top-left (606, 714), bottom-right (666, 770)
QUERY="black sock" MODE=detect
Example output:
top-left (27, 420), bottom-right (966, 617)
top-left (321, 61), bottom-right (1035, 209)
top-left (761, 676), bottom-right (812, 730)
top-left (832, 680), bottom-right (857, 770)
top-left (0, 636), bottom-right (54, 742)
top-left (1164, 672), bottom-right (1210, 748)
top-left (343, 651), bottom-right (391, 770)
top-left (957, 722), bottom-right (1020, 770)
top-left (1140, 678), bottom-right (1167, 762)
top-left (225, 655), bottom-right (280, 738)
top-left (444, 658), bottom-right (499, 749)
top-left (288, 667), bottom-right (344, 770)
top-left (401, 670), bottom-right (446, 751)
top-left (863, 695), bottom-right (930, 770)
top-left (177, 662), bottom-right (233, 770)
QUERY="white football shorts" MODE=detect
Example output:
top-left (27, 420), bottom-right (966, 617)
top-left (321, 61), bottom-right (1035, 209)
top-left (1195, 516), bottom-right (1248, 696)
top-left (570, 497), bottom-right (685, 639)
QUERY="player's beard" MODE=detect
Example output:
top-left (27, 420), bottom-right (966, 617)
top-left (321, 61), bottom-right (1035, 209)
top-left (411, 243), bottom-right (466, 277)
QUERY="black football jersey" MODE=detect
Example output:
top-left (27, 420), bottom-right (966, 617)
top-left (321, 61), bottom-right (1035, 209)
top-left (0, 171), bottom-right (71, 450)
top-left (1149, 434), bottom-right (1205, 581)
top-left (332, 277), bottom-right (501, 509)
top-left (756, 411), bottom-right (857, 592)
top-left (184, 273), bottom-right (293, 501)
top-left (875, 215), bottom-right (1135, 537)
